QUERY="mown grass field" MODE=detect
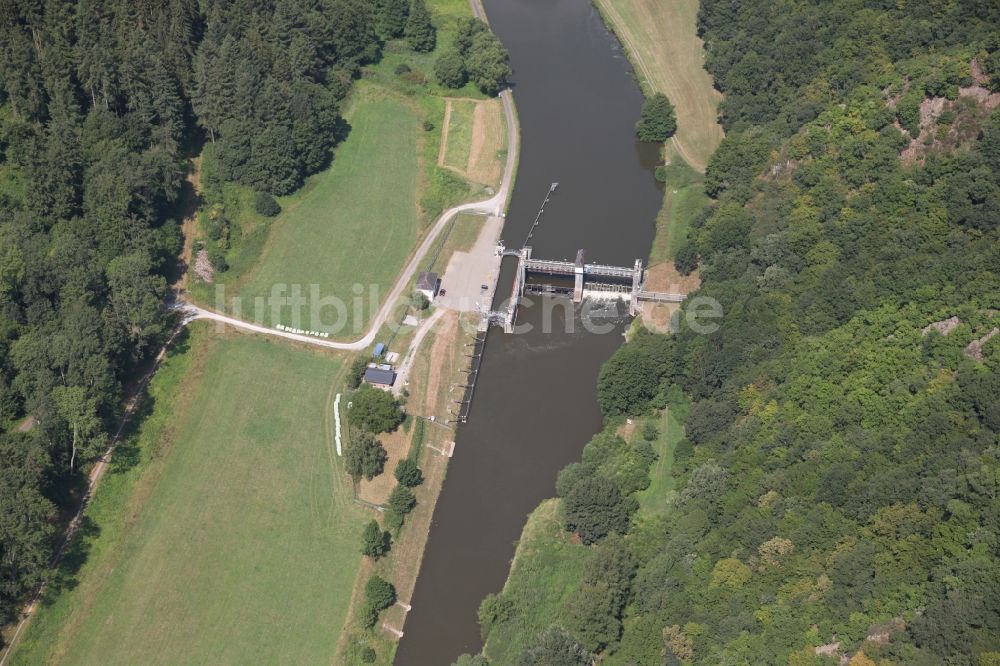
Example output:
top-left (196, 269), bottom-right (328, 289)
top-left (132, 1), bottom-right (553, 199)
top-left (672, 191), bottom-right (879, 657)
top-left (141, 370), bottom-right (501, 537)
top-left (594, 0), bottom-right (723, 172)
top-left (12, 327), bottom-right (366, 665)
top-left (439, 97), bottom-right (506, 189)
top-left (229, 85), bottom-right (422, 336)
top-left (443, 99), bottom-right (477, 169)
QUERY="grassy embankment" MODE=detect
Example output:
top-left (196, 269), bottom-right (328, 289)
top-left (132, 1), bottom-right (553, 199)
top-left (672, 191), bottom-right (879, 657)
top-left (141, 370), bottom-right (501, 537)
top-left (593, 0), bottom-right (722, 174)
top-left (335, 3), bottom-right (511, 659)
top-left (339, 309), bottom-right (481, 665)
top-left (12, 327), bottom-right (367, 665)
top-left (594, 0), bottom-right (718, 273)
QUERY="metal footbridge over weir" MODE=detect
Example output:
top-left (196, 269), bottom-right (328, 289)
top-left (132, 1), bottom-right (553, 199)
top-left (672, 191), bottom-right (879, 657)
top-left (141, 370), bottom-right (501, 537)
top-left (477, 183), bottom-right (687, 333)
top-left (483, 245), bottom-right (686, 333)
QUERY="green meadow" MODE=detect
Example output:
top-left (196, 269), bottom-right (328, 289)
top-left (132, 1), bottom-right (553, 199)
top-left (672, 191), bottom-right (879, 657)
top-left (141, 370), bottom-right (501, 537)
top-left (13, 328), bottom-right (366, 665)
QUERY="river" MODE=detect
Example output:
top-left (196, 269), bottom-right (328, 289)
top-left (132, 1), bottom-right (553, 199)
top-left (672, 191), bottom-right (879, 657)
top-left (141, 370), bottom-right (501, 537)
top-left (394, 0), bottom-right (664, 663)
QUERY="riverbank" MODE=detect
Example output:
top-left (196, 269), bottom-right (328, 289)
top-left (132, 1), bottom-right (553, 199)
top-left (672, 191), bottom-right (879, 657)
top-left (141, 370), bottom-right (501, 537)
top-left (480, 396), bottom-right (689, 665)
top-left (592, 0), bottom-right (721, 327)
top-left (336, 310), bottom-right (483, 664)
top-left (592, 0), bottom-right (723, 173)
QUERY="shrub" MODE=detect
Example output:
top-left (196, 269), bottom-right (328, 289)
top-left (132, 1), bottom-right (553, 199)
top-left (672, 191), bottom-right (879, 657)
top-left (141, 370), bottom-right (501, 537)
top-left (394, 62), bottom-right (412, 75)
top-left (478, 593), bottom-right (514, 640)
top-left (207, 214), bottom-right (229, 241)
top-left (254, 191), bottom-right (280, 217)
top-left (385, 509), bottom-right (404, 532)
top-left (400, 69), bottom-right (427, 85)
top-left (517, 626), bottom-right (591, 666)
top-left (361, 646), bottom-right (377, 663)
top-left (207, 247), bottom-right (228, 272)
top-left (453, 655), bottom-right (491, 666)
top-left (360, 603), bottom-right (379, 629)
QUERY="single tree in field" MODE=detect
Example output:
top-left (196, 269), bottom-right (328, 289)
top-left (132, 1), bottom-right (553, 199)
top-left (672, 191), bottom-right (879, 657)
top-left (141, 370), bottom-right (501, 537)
top-left (360, 574), bottom-right (397, 628)
top-left (361, 519), bottom-right (390, 559)
top-left (348, 385), bottom-right (404, 433)
top-left (404, 0), bottom-right (436, 53)
top-left (394, 458), bottom-right (423, 487)
top-left (344, 432), bottom-right (388, 483)
top-left (635, 92), bottom-right (677, 142)
top-left (385, 484), bottom-right (417, 532)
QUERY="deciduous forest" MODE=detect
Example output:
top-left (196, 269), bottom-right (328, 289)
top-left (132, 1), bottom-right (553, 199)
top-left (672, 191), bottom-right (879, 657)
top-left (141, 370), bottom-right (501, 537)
top-left (478, 1), bottom-right (1000, 664)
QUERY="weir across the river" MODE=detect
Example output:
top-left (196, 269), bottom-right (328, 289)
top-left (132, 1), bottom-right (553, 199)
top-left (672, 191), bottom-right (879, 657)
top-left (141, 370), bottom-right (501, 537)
top-left (483, 245), bottom-right (685, 332)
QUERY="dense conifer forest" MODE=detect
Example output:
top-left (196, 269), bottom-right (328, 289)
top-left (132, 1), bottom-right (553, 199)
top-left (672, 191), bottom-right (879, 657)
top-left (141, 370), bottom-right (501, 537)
top-left (479, 1), bottom-right (1000, 664)
top-left (0, 0), bottom-right (410, 634)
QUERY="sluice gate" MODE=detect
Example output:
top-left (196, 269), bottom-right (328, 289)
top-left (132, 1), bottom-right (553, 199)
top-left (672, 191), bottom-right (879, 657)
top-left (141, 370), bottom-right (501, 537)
top-left (484, 247), bottom-right (686, 331)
